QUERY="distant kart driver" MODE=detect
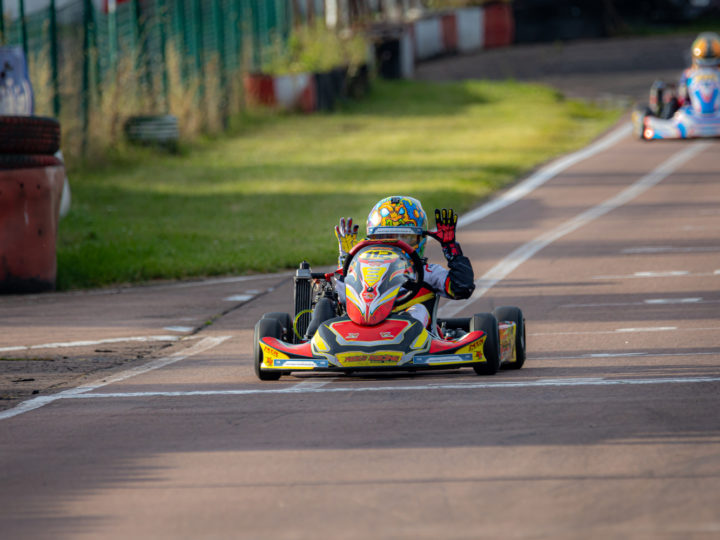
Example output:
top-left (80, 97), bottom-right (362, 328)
top-left (305, 196), bottom-right (475, 337)
top-left (658, 32), bottom-right (720, 118)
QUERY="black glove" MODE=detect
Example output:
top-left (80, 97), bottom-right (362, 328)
top-left (426, 208), bottom-right (463, 260)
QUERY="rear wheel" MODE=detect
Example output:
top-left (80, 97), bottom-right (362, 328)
top-left (261, 312), bottom-right (293, 341)
top-left (470, 313), bottom-right (500, 375)
top-left (493, 306), bottom-right (526, 370)
top-left (254, 318), bottom-right (283, 381)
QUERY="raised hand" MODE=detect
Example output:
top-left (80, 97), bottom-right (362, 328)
top-left (426, 208), bottom-right (462, 260)
top-left (335, 217), bottom-right (359, 265)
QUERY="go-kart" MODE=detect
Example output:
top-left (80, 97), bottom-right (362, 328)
top-left (253, 239), bottom-right (526, 381)
top-left (633, 68), bottom-right (720, 140)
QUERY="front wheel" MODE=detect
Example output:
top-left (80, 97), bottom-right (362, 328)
top-left (493, 306), bottom-right (526, 370)
top-left (254, 318), bottom-right (283, 381)
top-left (470, 313), bottom-right (500, 375)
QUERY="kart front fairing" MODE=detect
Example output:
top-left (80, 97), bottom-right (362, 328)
top-left (257, 312), bottom-right (490, 373)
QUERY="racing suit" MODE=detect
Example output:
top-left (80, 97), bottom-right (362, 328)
top-left (663, 66), bottom-right (720, 117)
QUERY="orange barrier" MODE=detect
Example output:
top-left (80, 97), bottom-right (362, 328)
top-left (0, 165), bottom-right (65, 293)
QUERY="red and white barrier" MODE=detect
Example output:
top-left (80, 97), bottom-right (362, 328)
top-left (413, 17), bottom-right (444, 61)
top-left (483, 3), bottom-right (514, 48)
top-left (243, 73), bottom-right (315, 113)
top-left (405, 3), bottom-right (514, 64)
top-left (456, 7), bottom-right (484, 53)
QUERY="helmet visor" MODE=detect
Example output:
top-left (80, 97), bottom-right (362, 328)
top-left (369, 233), bottom-right (421, 250)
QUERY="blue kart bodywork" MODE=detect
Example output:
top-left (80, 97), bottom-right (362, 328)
top-left (633, 68), bottom-right (720, 140)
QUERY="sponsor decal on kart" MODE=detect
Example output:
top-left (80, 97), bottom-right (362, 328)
top-left (413, 353), bottom-right (474, 365)
top-left (261, 342), bottom-right (289, 368)
top-left (336, 351), bottom-right (403, 367)
top-left (498, 322), bottom-right (517, 365)
top-left (272, 359), bottom-right (329, 369)
top-left (450, 334), bottom-right (487, 363)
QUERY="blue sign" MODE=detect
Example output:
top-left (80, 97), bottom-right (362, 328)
top-left (0, 46), bottom-right (34, 115)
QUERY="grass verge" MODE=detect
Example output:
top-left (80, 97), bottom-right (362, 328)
top-left (57, 78), bottom-right (623, 290)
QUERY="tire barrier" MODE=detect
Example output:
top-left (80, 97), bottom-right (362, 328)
top-left (371, 4), bottom-right (515, 79)
top-left (0, 116), bottom-right (61, 156)
top-left (244, 65), bottom-right (370, 113)
top-left (124, 115), bottom-right (180, 151)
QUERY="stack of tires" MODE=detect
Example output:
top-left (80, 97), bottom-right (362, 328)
top-left (0, 116), bottom-right (65, 293)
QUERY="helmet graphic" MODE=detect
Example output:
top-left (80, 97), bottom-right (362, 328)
top-left (691, 32), bottom-right (720, 68)
top-left (366, 196), bottom-right (428, 256)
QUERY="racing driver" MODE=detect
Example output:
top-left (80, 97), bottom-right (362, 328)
top-left (306, 196), bottom-right (475, 337)
top-left (660, 31), bottom-right (720, 118)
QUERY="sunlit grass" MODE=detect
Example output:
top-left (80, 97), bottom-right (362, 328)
top-left (56, 78), bottom-right (623, 290)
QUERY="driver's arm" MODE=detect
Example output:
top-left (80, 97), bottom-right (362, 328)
top-left (426, 208), bottom-right (475, 299)
top-left (443, 253), bottom-right (475, 299)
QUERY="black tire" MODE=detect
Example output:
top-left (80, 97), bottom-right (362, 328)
top-left (470, 313), bottom-right (500, 375)
top-left (254, 318), bottom-right (283, 381)
top-left (0, 116), bottom-right (61, 155)
top-left (124, 115), bottom-right (179, 150)
top-left (0, 154), bottom-right (64, 170)
top-left (493, 306), bottom-right (526, 370)
top-left (261, 312), bottom-right (293, 341)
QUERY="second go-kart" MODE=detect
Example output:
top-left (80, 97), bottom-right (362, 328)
top-left (633, 68), bottom-right (720, 140)
top-left (253, 239), bottom-right (526, 381)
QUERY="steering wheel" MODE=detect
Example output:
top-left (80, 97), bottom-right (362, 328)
top-left (342, 239), bottom-right (425, 308)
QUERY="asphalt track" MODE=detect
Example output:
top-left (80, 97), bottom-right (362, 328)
top-left (2, 40), bottom-right (720, 539)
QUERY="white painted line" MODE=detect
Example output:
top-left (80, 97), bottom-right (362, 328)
top-left (0, 335), bottom-right (232, 421)
top-left (532, 350), bottom-right (719, 360)
top-left (590, 352), bottom-right (647, 358)
top-left (458, 124), bottom-right (632, 227)
top-left (0, 335), bottom-right (182, 353)
top-left (622, 246), bottom-right (720, 254)
top-left (163, 326), bottom-right (195, 333)
top-left (51, 374), bottom-right (720, 400)
top-left (645, 297), bottom-right (702, 304)
top-left (634, 271), bottom-right (689, 277)
top-left (561, 298), bottom-right (718, 308)
top-left (614, 326), bottom-right (677, 333)
top-left (224, 294), bottom-right (254, 302)
top-left (592, 271), bottom-right (715, 280)
top-left (282, 379), bottom-right (337, 392)
top-left (531, 326), bottom-right (719, 337)
top-left (441, 141), bottom-right (710, 318)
